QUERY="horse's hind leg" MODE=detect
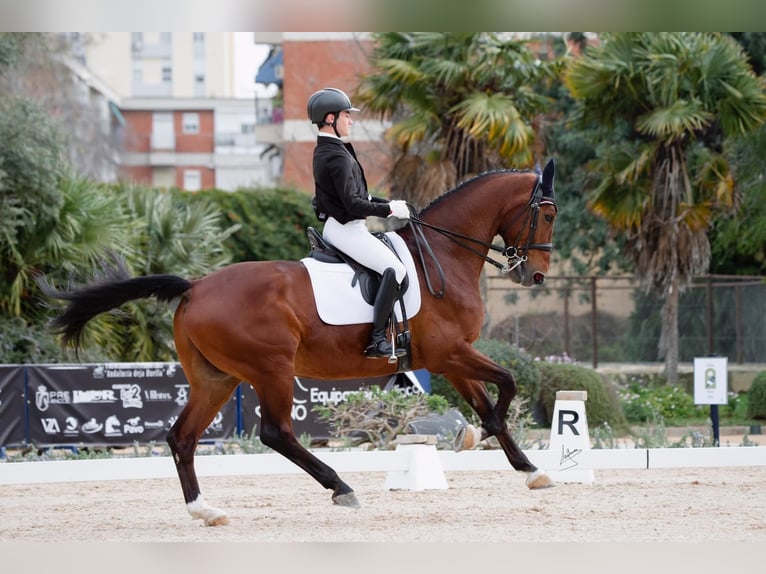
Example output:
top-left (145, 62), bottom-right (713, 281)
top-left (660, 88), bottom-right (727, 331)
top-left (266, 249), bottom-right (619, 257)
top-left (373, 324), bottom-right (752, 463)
top-left (251, 374), bottom-right (360, 509)
top-left (168, 335), bottom-right (240, 526)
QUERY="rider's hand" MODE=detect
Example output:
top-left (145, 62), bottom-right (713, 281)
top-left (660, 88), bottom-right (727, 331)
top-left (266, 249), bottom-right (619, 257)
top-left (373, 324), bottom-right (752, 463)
top-left (388, 200), bottom-right (410, 219)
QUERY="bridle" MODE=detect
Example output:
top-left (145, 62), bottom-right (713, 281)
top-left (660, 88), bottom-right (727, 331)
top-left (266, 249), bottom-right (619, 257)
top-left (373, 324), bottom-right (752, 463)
top-left (408, 175), bottom-right (557, 298)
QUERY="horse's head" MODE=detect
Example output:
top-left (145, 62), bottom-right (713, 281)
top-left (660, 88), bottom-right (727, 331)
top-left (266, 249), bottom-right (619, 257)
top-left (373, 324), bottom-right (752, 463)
top-left (501, 158), bottom-right (557, 287)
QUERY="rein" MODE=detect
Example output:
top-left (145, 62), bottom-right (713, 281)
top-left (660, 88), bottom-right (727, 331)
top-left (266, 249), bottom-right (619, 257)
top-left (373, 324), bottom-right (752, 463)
top-left (408, 176), bottom-right (556, 298)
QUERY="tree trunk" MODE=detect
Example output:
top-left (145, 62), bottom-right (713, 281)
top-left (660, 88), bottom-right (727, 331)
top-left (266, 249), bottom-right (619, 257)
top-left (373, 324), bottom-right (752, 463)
top-left (661, 276), bottom-right (680, 385)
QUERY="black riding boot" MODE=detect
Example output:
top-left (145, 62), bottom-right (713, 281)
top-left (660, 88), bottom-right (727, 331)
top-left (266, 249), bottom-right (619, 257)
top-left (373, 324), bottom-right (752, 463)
top-left (364, 267), bottom-right (406, 359)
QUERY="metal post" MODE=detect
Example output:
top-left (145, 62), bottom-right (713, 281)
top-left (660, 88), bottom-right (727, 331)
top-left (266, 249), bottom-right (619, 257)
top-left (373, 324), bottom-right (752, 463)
top-left (706, 276), bottom-right (714, 355)
top-left (710, 404), bottom-right (720, 447)
top-left (591, 276), bottom-right (598, 368)
top-left (735, 286), bottom-right (743, 364)
top-left (563, 285), bottom-right (571, 357)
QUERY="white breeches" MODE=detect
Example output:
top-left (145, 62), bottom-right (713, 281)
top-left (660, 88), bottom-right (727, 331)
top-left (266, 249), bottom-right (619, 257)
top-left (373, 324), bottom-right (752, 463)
top-left (323, 217), bottom-right (406, 284)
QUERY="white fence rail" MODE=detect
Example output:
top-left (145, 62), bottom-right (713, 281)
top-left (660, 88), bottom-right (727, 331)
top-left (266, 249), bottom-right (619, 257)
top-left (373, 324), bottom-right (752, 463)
top-left (2, 446), bottom-right (765, 487)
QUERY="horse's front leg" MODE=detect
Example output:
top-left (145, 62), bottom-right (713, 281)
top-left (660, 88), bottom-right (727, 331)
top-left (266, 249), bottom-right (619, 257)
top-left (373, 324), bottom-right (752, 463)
top-left (449, 376), bottom-right (554, 489)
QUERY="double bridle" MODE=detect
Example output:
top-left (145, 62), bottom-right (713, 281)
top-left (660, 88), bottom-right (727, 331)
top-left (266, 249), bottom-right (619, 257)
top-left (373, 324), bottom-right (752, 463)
top-left (408, 175), bottom-right (557, 298)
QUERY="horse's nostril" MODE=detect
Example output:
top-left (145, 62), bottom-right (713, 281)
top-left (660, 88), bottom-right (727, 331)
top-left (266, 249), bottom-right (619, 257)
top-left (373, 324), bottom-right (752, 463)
top-left (533, 272), bottom-right (545, 285)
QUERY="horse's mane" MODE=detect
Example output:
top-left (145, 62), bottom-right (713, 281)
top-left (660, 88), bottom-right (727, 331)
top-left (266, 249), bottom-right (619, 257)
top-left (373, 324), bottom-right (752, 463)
top-left (418, 167), bottom-right (538, 216)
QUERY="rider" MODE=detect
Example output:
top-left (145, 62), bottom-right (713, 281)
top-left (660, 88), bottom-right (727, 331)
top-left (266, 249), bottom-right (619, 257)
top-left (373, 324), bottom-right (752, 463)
top-left (307, 87), bottom-right (410, 360)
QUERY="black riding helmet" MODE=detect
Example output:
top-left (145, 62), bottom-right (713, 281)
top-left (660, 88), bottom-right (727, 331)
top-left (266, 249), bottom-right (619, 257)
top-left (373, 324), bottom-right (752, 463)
top-left (307, 88), bottom-right (360, 131)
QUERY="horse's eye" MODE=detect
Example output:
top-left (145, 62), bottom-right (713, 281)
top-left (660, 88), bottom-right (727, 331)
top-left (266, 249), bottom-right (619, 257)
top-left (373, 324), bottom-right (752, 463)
top-left (544, 214), bottom-right (554, 224)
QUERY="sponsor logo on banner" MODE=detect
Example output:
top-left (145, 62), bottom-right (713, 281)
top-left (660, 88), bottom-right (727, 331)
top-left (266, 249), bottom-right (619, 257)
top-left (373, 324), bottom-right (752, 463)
top-left (112, 383), bottom-right (143, 408)
top-left (41, 418), bottom-right (60, 434)
top-left (205, 411), bottom-right (224, 434)
top-left (143, 389), bottom-right (173, 401)
top-left (93, 363), bottom-right (179, 380)
top-left (174, 384), bottom-right (189, 406)
top-left (73, 389), bottom-right (118, 405)
top-left (81, 418), bottom-right (103, 434)
top-left (35, 385), bottom-right (71, 412)
top-left (64, 416), bottom-right (79, 436)
top-left (124, 416), bottom-right (144, 434)
top-left (105, 415), bottom-right (122, 436)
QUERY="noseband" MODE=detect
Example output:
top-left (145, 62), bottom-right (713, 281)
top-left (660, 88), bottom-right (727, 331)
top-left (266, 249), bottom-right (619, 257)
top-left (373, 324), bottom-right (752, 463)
top-left (409, 174), bottom-right (557, 297)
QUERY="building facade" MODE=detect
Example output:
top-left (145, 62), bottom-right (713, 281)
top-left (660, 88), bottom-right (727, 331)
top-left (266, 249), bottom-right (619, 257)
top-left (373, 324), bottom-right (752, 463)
top-left (73, 32), bottom-right (272, 191)
top-left (254, 32), bottom-right (393, 194)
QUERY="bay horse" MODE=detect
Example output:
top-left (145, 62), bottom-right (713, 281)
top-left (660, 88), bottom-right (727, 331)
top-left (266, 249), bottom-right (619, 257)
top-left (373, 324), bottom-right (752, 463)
top-left (40, 158), bottom-right (558, 526)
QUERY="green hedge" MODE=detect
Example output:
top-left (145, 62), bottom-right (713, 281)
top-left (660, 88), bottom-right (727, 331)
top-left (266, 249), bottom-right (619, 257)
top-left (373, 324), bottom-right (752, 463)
top-left (536, 362), bottom-right (628, 431)
top-left (747, 371), bottom-right (766, 420)
top-left (191, 187), bottom-right (317, 263)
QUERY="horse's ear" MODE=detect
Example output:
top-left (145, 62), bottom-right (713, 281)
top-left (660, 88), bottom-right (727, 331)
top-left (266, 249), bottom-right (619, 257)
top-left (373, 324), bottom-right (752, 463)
top-left (542, 158), bottom-right (555, 197)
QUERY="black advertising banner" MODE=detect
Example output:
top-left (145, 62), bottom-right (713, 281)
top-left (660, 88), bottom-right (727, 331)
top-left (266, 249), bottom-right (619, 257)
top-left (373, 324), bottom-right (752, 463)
top-left (0, 365), bottom-right (25, 447)
top-left (240, 374), bottom-right (396, 440)
top-left (26, 363), bottom-right (239, 447)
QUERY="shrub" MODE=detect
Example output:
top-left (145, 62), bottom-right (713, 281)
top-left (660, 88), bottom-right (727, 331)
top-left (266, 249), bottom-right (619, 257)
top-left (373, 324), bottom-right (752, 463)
top-left (313, 387), bottom-right (450, 450)
top-left (194, 187), bottom-right (316, 262)
top-left (429, 339), bottom-right (541, 420)
top-left (536, 362), bottom-right (628, 431)
top-left (618, 382), bottom-right (707, 425)
top-left (747, 371), bottom-right (766, 420)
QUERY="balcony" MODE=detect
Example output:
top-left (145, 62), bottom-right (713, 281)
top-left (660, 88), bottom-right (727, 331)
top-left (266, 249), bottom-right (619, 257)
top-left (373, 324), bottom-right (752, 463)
top-left (132, 40), bottom-right (172, 60)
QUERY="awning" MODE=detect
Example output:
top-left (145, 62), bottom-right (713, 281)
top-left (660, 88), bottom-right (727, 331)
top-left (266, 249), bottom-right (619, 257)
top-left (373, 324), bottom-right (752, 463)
top-left (255, 46), bottom-right (283, 87)
top-left (109, 101), bottom-right (126, 126)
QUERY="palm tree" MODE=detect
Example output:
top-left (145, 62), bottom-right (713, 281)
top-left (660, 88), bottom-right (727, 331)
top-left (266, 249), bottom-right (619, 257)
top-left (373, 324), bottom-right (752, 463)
top-left (78, 183), bottom-right (239, 362)
top-left (565, 32), bottom-right (766, 383)
top-left (356, 32), bottom-right (560, 208)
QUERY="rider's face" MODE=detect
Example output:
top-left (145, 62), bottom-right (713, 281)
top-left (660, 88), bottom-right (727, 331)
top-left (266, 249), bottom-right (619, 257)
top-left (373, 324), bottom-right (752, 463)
top-left (334, 110), bottom-right (354, 137)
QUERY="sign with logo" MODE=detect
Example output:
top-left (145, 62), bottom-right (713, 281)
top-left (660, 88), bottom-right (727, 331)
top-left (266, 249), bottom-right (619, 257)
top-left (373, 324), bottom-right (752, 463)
top-left (0, 364), bottom-right (427, 449)
top-left (693, 357), bottom-right (728, 405)
top-left (240, 374), bottom-right (398, 440)
top-left (0, 365), bottom-right (25, 447)
top-left (26, 363), bottom-right (239, 447)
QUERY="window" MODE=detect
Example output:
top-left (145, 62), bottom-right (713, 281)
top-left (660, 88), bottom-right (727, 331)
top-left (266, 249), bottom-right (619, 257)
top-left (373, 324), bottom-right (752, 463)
top-left (162, 66), bottom-right (172, 83)
top-left (183, 170), bottom-right (202, 191)
top-left (182, 113), bottom-right (200, 134)
top-left (151, 112), bottom-right (174, 149)
top-left (193, 74), bottom-right (205, 97)
top-left (193, 33), bottom-right (205, 58)
top-left (131, 32), bottom-right (143, 52)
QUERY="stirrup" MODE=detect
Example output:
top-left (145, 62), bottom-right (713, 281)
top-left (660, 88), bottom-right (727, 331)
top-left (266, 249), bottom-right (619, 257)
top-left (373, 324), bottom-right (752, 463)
top-left (364, 339), bottom-right (393, 359)
top-left (364, 338), bottom-right (406, 360)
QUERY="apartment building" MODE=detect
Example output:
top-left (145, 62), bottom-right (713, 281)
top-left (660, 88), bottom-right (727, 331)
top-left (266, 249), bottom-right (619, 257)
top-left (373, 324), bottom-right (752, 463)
top-left (253, 32), bottom-right (392, 194)
top-left (73, 32), bottom-right (274, 191)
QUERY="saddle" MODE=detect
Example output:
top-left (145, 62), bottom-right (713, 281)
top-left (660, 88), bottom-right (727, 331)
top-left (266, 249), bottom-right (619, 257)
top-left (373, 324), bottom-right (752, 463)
top-left (306, 227), bottom-right (409, 306)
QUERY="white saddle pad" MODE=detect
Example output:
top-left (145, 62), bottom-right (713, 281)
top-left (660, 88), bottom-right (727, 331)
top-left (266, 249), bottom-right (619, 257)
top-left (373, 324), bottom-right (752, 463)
top-left (300, 232), bottom-right (421, 326)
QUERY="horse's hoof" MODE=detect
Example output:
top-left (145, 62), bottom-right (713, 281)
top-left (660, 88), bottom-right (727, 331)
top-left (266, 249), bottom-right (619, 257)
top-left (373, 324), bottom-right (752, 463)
top-left (187, 495), bottom-right (229, 526)
top-left (454, 424), bottom-right (482, 452)
top-left (205, 513), bottom-right (230, 527)
top-left (333, 491), bottom-right (361, 509)
top-left (525, 469), bottom-right (555, 489)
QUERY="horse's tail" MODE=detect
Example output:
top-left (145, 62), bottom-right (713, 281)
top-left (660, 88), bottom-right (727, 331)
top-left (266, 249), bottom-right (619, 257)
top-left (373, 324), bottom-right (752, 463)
top-left (38, 272), bottom-right (192, 351)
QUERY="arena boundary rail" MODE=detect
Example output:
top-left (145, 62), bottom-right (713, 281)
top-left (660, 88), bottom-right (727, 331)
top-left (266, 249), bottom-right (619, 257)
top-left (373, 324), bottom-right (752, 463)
top-left (1, 445), bottom-right (765, 487)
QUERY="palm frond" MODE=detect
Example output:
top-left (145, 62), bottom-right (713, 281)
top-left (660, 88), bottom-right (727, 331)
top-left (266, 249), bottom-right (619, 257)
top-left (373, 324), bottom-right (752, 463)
top-left (635, 100), bottom-right (713, 142)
